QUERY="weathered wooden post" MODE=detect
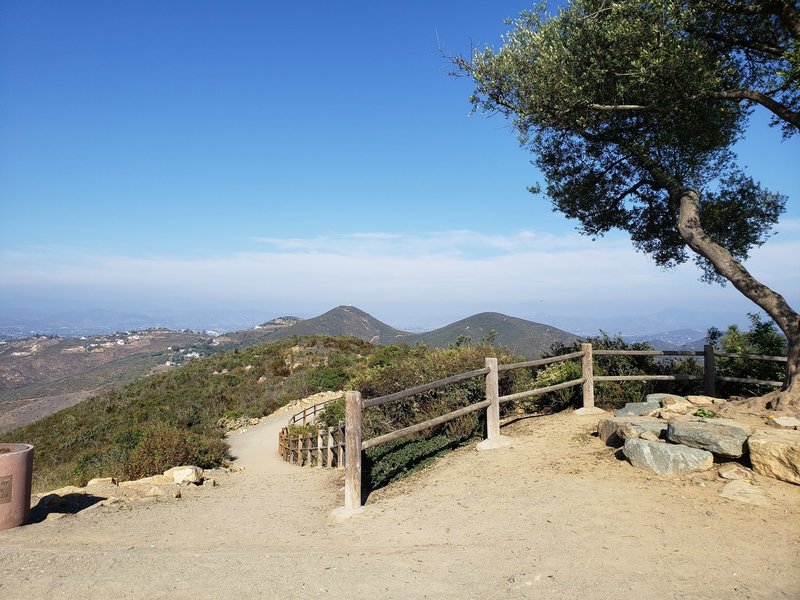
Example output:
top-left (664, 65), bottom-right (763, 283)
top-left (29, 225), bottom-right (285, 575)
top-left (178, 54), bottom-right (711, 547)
top-left (296, 436), bottom-right (303, 465)
top-left (344, 391), bottom-right (362, 510)
top-left (316, 430), bottom-right (323, 467)
top-left (581, 342), bottom-right (595, 409)
top-left (476, 357), bottom-right (511, 451)
top-left (704, 344), bottom-right (716, 396)
top-left (326, 427), bottom-right (335, 468)
top-left (337, 421), bottom-right (345, 469)
top-left (485, 357), bottom-right (500, 442)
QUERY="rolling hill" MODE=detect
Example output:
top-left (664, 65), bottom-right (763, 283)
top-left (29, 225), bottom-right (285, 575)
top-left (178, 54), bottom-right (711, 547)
top-left (231, 306), bottom-right (413, 346)
top-left (224, 306), bottom-right (577, 357)
top-left (1, 306), bottom-right (578, 431)
top-left (411, 312), bottom-right (578, 358)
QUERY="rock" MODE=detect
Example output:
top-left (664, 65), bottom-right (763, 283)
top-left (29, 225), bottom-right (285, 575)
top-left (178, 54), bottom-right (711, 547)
top-left (598, 417), bottom-right (668, 447)
top-left (718, 463), bottom-right (752, 481)
top-left (667, 418), bottom-right (752, 458)
top-left (639, 430), bottom-right (663, 442)
top-left (615, 401), bottom-right (660, 417)
top-left (146, 485), bottom-right (181, 498)
top-left (203, 478), bottom-right (217, 487)
top-left (686, 395), bottom-right (717, 407)
top-left (623, 438), bottom-right (713, 476)
top-left (119, 474), bottom-right (174, 488)
top-left (646, 393), bottom-right (686, 404)
top-left (164, 466), bottom-right (204, 484)
top-left (719, 480), bottom-right (769, 506)
top-left (573, 407), bottom-right (607, 416)
top-left (652, 401), bottom-right (696, 417)
top-left (87, 477), bottom-right (118, 487)
top-left (619, 425), bottom-right (641, 440)
top-left (747, 429), bottom-right (800, 485)
top-left (767, 416), bottom-right (800, 430)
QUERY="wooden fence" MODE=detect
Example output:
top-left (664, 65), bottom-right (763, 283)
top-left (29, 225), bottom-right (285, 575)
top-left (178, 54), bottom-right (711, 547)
top-left (278, 421), bottom-right (345, 468)
top-left (276, 343), bottom-right (786, 510)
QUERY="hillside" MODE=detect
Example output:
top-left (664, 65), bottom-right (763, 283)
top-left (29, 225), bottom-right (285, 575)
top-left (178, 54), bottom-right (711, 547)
top-left (0, 306), bottom-right (576, 431)
top-left (247, 306), bottom-right (412, 345)
top-left (228, 306), bottom-right (575, 357)
top-left (410, 312), bottom-right (578, 357)
top-left (215, 316), bottom-right (303, 347)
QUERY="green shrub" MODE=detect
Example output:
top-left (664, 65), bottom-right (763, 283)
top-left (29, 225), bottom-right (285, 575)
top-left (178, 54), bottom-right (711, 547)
top-left (709, 313), bottom-right (787, 397)
top-left (363, 434), bottom-right (462, 489)
top-left (0, 335), bottom-right (379, 492)
top-left (126, 423), bottom-right (227, 480)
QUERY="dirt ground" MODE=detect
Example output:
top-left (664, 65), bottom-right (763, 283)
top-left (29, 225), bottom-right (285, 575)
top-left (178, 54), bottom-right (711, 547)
top-left (1, 407), bottom-right (798, 600)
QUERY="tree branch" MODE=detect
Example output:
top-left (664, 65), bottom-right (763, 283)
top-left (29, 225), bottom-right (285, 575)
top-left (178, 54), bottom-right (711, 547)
top-left (705, 89), bottom-right (800, 128)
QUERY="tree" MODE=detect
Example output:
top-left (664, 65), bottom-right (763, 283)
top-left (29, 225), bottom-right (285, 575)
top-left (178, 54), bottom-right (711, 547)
top-left (708, 314), bottom-right (789, 397)
top-left (453, 0), bottom-right (799, 409)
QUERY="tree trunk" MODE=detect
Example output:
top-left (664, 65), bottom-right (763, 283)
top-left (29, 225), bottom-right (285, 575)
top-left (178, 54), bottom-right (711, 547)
top-left (676, 190), bottom-right (800, 410)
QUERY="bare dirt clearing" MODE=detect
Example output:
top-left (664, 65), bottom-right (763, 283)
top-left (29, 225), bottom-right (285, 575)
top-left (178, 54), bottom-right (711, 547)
top-left (1, 410), bottom-right (798, 599)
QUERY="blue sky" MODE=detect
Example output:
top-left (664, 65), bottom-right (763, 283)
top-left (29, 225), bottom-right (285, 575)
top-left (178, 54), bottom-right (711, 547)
top-left (1, 1), bottom-right (798, 333)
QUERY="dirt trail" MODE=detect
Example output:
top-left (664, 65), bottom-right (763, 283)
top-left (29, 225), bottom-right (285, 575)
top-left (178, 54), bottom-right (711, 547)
top-left (1, 410), bottom-right (798, 599)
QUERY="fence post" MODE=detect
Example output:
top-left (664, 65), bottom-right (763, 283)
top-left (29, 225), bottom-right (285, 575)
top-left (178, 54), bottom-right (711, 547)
top-left (344, 391), bottom-right (362, 510)
top-left (704, 344), bottom-right (716, 396)
top-left (485, 357), bottom-right (500, 442)
top-left (476, 357), bottom-right (511, 451)
top-left (327, 427), bottom-right (335, 468)
top-left (581, 343), bottom-right (595, 409)
top-left (337, 421), bottom-right (345, 469)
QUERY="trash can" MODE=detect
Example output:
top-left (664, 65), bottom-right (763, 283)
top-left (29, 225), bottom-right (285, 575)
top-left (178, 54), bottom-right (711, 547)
top-left (0, 443), bottom-right (34, 530)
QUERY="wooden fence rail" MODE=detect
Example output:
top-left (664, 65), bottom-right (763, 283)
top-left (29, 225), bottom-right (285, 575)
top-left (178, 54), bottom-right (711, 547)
top-left (276, 343), bottom-right (787, 510)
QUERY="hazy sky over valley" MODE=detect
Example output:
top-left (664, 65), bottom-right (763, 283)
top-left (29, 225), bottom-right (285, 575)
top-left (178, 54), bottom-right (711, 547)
top-left (1, 1), bottom-right (798, 332)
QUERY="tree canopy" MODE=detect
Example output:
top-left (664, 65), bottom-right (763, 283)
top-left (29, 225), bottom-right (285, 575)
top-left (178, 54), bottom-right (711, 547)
top-left (455, 0), bottom-right (800, 406)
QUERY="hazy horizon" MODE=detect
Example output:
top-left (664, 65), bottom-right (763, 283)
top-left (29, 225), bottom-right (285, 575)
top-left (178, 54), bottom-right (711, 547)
top-left (2, 2), bottom-right (797, 340)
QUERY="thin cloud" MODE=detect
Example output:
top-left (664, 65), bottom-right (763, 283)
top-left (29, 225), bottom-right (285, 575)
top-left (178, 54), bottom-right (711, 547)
top-left (1, 229), bottom-right (797, 318)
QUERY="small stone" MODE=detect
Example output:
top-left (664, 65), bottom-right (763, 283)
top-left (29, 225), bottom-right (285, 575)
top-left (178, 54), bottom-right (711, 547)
top-left (686, 395), bottom-right (718, 407)
top-left (202, 478), bottom-right (217, 487)
top-left (87, 477), bottom-right (118, 487)
top-left (656, 401), bottom-right (695, 416)
top-left (619, 425), bottom-right (641, 440)
top-left (145, 484), bottom-right (181, 498)
top-left (639, 430), bottom-right (662, 442)
top-left (45, 512), bottom-right (67, 522)
top-left (719, 480), bottom-right (769, 506)
top-left (767, 416), bottom-right (800, 430)
top-left (718, 463), bottom-right (752, 481)
top-left (598, 417), bottom-right (668, 447)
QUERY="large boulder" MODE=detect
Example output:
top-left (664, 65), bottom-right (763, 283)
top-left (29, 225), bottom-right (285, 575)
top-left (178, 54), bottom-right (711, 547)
top-left (623, 438), bottom-right (714, 476)
top-left (667, 418), bottom-right (752, 458)
top-left (598, 417), bottom-right (668, 447)
top-left (747, 429), bottom-right (800, 485)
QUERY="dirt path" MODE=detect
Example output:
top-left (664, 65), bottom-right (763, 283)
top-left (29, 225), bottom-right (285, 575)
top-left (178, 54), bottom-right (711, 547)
top-left (1, 410), bottom-right (798, 599)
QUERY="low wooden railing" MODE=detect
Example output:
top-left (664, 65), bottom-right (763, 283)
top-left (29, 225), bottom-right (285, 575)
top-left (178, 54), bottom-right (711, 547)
top-left (276, 343), bottom-right (786, 510)
top-left (278, 421), bottom-right (345, 468)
